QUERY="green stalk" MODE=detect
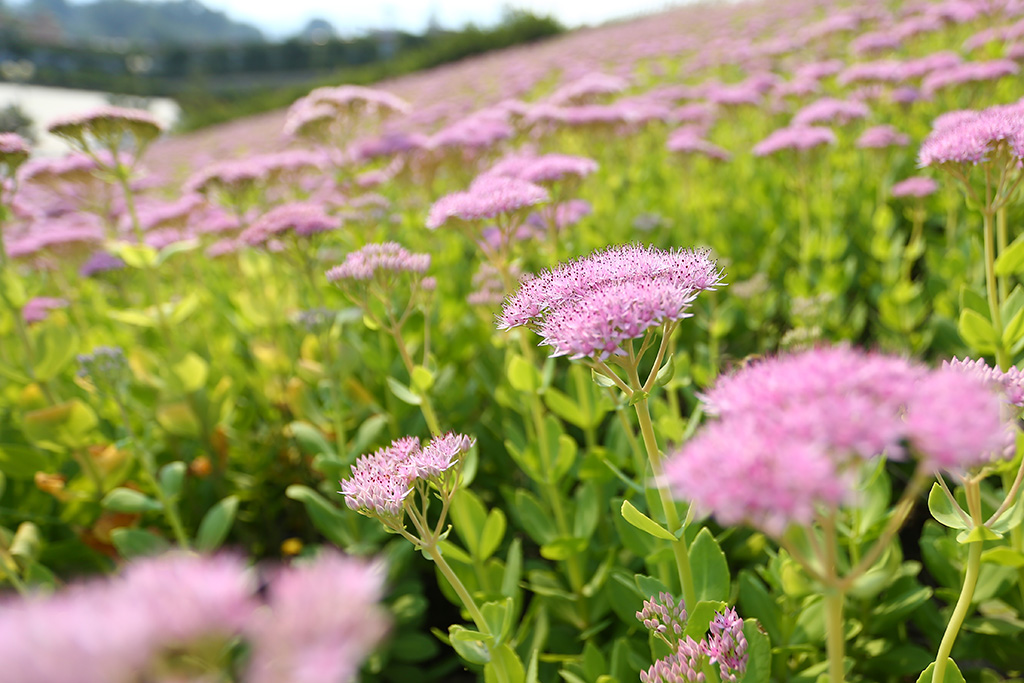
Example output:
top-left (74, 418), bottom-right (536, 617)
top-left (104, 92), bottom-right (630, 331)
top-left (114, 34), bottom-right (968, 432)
top-left (391, 326), bottom-right (442, 437)
top-left (117, 398), bottom-right (191, 549)
top-left (982, 210), bottom-right (1008, 370)
top-left (824, 590), bottom-right (846, 683)
top-left (632, 393), bottom-right (696, 608)
top-left (423, 543), bottom-right (489, 634)
top-left (822, 512), bottom-right (846, 683)
top-left (997, 206), bottom-right (1008, 302)
top-left (932, 479), bottom-right (983, 683)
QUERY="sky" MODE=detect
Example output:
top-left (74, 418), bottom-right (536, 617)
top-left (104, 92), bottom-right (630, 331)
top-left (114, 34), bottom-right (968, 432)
top-left (193, 1), bottom-right (681, 38)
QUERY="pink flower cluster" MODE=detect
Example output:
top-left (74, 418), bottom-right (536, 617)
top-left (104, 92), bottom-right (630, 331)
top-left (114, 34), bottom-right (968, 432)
top-left (891, 176), bottom-right (939, 198)
top-left (497, 244), bottom-right (723, 360)
top-left (340, 433), bottom-right (475, 518)
top-left (0, 552), bottom-right (387, 683)
top-left (241, 202), bottom-right (338, 245)
top-left (665, 346), bottom-right (1009, 537)
top-left (326, 242), bottom-right (431, 282)
top-left (427, 175), bottom-right (549, 229)
top-left (919, 101), bottom-right (1024, 167)
top-left (484, 152), bottom-right (599, 185)
top-left (639, 604), bottom-right (747, 683)
top-left (752, 125), bottom-right (836, 157)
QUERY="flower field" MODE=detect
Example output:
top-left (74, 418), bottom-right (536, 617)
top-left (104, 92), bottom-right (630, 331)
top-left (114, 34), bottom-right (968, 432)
top-left (3, 0), bottom-right (1024, 681)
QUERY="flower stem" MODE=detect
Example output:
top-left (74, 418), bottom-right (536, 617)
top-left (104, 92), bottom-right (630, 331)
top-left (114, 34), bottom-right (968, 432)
top-left (982, 210), bottom-right (1008, 370)
top-left (824, 590), bottom-right (846, 683)
top-left (424, 543), bottom-right (489, 634)
top-left (932, 478), bottom-right (984, 682)
top-left (632, 393), bottom-right (696, 608)
top-left (391, 326), bottom-right (442, 437)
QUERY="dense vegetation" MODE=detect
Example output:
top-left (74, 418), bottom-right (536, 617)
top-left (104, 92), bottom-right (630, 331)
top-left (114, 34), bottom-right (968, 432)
top-left (1, 0), bottom-right (1024, 682)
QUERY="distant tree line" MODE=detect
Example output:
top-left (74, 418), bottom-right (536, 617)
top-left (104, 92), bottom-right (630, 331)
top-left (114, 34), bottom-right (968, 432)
top-left (0, 9), bottom-right (564, 130)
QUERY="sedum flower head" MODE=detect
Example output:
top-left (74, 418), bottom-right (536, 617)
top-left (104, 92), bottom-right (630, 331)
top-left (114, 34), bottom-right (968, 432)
top-left (427, 175), bottom-right (549, 229)
top-left (497, 244), bottom-right (723, 360)
top-left (241, 202), bottom-right (338, 246)
top-left (0, 132), bottom-right (30, 177)
top-left (484, 153), bottom-right (599, 185)
top-left (326, 242), bottom-right (430, 282)
top-left (340, 433), bottom-right (475, 519)
top-left (919, 102), bottom-right (1024, 168)
top-left (945, 357), bottom-right (1024, 407)
top-left (857, 125), bottom-right (910, 149)
top-left (707, 608), bottom-right (748, 683)
top-left (753, 125), bottom-right (836, 156)
top-left (792, 97), bottom-right (870, 127)
top-left (637, 592), bottom-right (688, 644)
top-left (641, 637), bottom-right (707, 683)
top-left (246, 551), bottom-right (389, 683)
top-left (891, 176), bottom-right (939, 198)
top-left (665, 346), bottom-right (1011, 536)
top-left (47, 106), bottom-right (162, 151)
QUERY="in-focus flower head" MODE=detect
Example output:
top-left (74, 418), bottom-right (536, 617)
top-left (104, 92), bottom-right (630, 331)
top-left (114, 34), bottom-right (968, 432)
top-left (707, 608), bottom-right (748, 683)
top-left (641, 637), bottom-right (707, 683)
top-left (637, 592), bottom-right (688, 643)
top-left (340, 433), bottom-right (475, 518)
top-left (498, 244), bottom-right (722, 360)
top-left (427, 175), bottom-right (549, 229)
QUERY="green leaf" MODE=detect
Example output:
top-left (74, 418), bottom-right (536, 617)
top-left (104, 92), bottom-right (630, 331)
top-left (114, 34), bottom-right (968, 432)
top-left (448, 625), bottom-right (491, 666)
top-left (172, 352), bottom-right (208, 393)
top-left (386, 377), bottom-right (422, 405)
top-left (9, 522), bottom-right (40, 564)
top-left (107, 307), bottom-right (159, 327)
top-left (514, 490), bottom-right (556, 544)
top-left (102, 487), bottom-right (163, 513)
top-left (957, 526), bottom-right (1002, 543)
top-left (156, 402), bottom-right (200, 438)
top-left (958, 309), bottom-right (999, 353)
top-left (690, 527), bottom-right (730, 602)
top-left (285, 485), bottom-right (353, 547)
top-left (107, 240), bottom-right (158, 269)
top-left (620, 500), bottom-right (676, 541)
top-left (34, 326), bottom-right (78, 381)
top-left (110, 528), bottom-right (170, 559)
top-left (740, 618), bottom-right (771, 683)
top-left (927, 483), bottom-right (970, 530)
top-left (573, 483), bottom-right (600, 540)
top-left (155, 238), bottom-right (200, 267)
top-left (288, 421), bottom-right (337, 458)
top-left (500, 538), bottom-right (523, 598)
top-left (411, 365), bottom-right (434, 393)
top-left (481, 597), bottom-right (514, 643)
top-left (23, 400), bottom-right (98, 449)
top-left (540, 536), bottom-right (588, 560)
top-left (980, 547), bottom-right (1024, 567)
top-left (552, 433), bottom-right (577, 482)
top-left (195, 495), bottom-right (238, 552)
top-left (990, 494), bottom-right (1024, 534)
top-left (544, 387), bottom-right (588, 428)
top-left (916, 659), bottom-right (966, 683)
top-left (995, 234), bottom-right (1024, 276)
top-left (479, 508), bottom-right (506, 561)
top-left (0, 442), bottom-right (48, 479)
top-left (1002, 306), bottom-right (1024, 348)
top-left (450, 489), bottom-right (488, 558)
top-left (508, 354), bottom-right (541, 393)
top-left (485, 643), bottom-right (525, 683)
top-left (591, 368), bottom-right (617, 388)
top-left (684, 600), bottom-right (727, 640)
top-left (158, 461), bottom-right (187, 500)
top-left (0, 267), bottom-right (27, 308)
